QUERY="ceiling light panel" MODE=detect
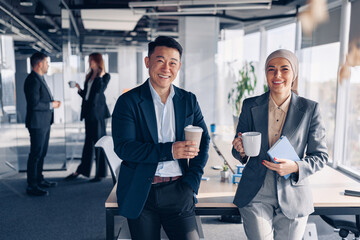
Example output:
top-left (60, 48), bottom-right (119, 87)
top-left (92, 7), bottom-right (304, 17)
top-left (81, 9), bottom-right (144, 31)
top-left (129, 0), bottom-right (272, 15)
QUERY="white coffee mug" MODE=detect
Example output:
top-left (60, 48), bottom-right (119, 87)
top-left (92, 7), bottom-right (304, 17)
top-left (68, 81), bottom-right (76, 88)
top-left (242, 132), bottom-right (261, 157)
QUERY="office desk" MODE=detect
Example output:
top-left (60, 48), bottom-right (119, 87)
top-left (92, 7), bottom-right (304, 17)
top-left (105, 135), bottom-right (360, 239)
top-left (207, 136), bottom-right (360, 216)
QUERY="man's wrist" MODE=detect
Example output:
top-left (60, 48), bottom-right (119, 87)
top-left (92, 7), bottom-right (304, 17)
top-left (171, 143), bottom-right (177, 160)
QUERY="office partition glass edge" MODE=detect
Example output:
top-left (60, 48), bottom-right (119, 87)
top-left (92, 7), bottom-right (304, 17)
top-left (62, 9), bottom-right (84, 166)
top-left (332, 0), bottom-right (351, 170)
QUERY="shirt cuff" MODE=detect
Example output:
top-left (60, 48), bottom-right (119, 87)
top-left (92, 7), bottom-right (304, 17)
top-left (49, 102), bottom-right (53, 110)
top-left (171, 143), bottom-right (177, 160)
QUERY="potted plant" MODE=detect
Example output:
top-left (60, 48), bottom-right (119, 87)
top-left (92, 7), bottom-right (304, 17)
top-left (227, 61), bottom-right (257, 130)
top-left (220, 164), bottom-right (230, 180)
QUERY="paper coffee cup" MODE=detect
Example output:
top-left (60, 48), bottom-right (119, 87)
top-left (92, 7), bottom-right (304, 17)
top-left (184, 125), bottom-right (203, 148)
top-left (242, 132), bottom-right (261, 157)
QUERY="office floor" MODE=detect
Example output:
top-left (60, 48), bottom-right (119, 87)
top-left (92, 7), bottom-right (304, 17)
top-left (0, 159), bottom-right (345, 240)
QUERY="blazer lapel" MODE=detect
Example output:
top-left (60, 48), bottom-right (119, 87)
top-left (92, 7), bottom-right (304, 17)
top-left (139, 80), bottom-right (158, 143)
top-left (281, 92), bottom-right (305, 139)
top-left (173, 86), bottom-right (186, 141)
top-left (173, 86), bottom-right (187, 170)
top-left (251, 92), bottom-right (270, 151)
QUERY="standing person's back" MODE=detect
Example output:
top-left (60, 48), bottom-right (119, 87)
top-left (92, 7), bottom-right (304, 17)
top-left (24, 52), bottom-right (61, 196)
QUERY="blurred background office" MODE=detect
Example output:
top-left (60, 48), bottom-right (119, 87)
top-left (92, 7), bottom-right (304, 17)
top-left (0, 0), bottom-right (358, 180)
top-left (0, 0), bottom-right (360, 239)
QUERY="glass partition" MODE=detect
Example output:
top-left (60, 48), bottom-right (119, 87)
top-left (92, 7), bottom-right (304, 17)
top-left (343, 66), bottom-right (360, 174)
top-left (0, 35), bottom-right (17, 176)
top-left (299, 42), bottom-right (340, 162)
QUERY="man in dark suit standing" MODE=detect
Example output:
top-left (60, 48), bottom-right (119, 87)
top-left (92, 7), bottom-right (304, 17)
top-left (24, 52), bottom-right (61, 196)
top-left (112, 36), bottom-right (210, 240)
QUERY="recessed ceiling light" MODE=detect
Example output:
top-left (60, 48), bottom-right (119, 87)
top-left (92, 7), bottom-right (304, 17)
top-left (34, 3), bottom-right (45, 19)
top-left (130, 32), bottom-right (137, 36)
top-left (20, 0), bottom-right (33, 7)
top-left (48, 28), bottom-right (57, 33)
top-left (125, 37), bottom-right (132, 41)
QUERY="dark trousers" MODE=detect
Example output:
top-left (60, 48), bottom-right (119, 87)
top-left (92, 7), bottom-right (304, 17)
top-left (127, 180), bottom-right (199, 240)
top-left (27, 127), bottom-right (50, 187)
top-left (76, 118), bottom-right (107, 178)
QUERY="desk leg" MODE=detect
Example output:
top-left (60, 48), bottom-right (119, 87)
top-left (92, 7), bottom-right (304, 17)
top-left (196, 216), bottom-right (204, 240)
top-left (106, 209), bottom-right (115, 240)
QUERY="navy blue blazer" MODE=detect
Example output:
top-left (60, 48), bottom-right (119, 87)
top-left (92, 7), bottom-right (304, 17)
top-left (24, 71), bottom-right (53, 129)
top-left (112, 80), bottom-right (210, 219)
top-left (232, 91), bottom-right (328, 219)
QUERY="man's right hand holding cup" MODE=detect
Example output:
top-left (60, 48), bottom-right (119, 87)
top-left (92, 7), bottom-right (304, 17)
top-left (173, 141), bottom-right (199, 159)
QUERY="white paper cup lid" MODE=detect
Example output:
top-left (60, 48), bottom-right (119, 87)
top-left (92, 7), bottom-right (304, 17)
top-left (184, 125), bottom-right (203, 132)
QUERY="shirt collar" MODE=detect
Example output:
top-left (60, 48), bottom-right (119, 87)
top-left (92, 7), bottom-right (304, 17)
top-left (269, 93), bottom-right (291, 113)
top-left (148, 80), bottom-right (175, 103)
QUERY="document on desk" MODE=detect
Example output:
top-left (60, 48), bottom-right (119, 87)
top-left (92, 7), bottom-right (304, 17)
top-left (267, 136), bottom-right (300, 179)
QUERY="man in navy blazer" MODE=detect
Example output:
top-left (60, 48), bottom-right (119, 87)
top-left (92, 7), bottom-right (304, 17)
top-left (24, 52), bottom-right (61, 196)
top-left (112, 36), bottom-right (210, 240)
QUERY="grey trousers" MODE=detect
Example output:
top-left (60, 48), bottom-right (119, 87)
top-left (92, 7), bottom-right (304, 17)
top-left (239, 170), bottom-right (308, 240)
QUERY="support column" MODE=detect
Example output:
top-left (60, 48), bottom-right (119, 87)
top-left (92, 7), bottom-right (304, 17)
top-left (333, 0), bottom-right (351, 168)
top-left (179, 17), bottom-right (219, 126)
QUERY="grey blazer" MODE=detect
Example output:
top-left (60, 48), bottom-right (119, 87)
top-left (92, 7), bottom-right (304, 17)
top-left (232, 91), bottom-right (328, 219)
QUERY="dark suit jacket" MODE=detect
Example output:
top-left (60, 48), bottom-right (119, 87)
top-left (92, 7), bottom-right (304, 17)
top-left (112, 80), bottom-right (210, 219)
top-left (79, 73), bottom-right (110, 121)
top-left (24, 71), bottom-right (53, 129)
top-left (232, 91), bottom-right (328, 219)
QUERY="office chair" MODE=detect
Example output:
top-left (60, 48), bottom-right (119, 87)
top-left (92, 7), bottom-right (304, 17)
top-left (320, 215), bottom-right (360, 239)
top-left (95, 136), bottom-right (122, 185)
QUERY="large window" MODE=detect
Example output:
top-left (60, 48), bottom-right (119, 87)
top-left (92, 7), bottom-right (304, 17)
top-left (243, 32), bottom-right (260, 63)
top-left (267, 23), bottom-right (296, 55)
top-left (343, 66), bottom-right (360, 173)
top-left (299, 42), bottom-right (340, 161)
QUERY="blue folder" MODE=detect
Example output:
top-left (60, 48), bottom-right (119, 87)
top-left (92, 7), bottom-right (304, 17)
top-left (267, 136), bottom-right (300, 179)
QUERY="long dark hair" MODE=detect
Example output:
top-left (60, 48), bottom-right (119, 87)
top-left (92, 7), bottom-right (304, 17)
top-left (86, 52), bottom-right (105, 82)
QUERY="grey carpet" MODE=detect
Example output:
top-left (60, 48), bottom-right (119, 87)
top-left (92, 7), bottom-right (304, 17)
top-left (0, 173), bottom-right (113, 240)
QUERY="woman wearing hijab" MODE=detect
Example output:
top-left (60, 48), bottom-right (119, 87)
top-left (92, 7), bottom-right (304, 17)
top-left (232, 49), bottom-right (328, 239)
top-left (66, 53), bottom-right (110, 182)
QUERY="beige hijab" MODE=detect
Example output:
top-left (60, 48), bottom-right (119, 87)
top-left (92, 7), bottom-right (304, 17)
top-left (265, 49), bottom-right (298, 95)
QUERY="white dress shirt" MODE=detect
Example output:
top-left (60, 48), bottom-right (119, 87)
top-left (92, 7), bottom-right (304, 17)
top-left (85, 78), bottom-right (94, 101)
top-left (148, 81), bottom-right (182, 177)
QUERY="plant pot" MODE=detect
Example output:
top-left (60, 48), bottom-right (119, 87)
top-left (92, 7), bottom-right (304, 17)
top-left (220, 170), bottom-right (230, 179)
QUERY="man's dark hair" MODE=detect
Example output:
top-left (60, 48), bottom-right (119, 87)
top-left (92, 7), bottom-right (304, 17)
top-left (30, 52), bottom-right (47, 68)
top-left (148, 36), bottom-right (183, 58)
